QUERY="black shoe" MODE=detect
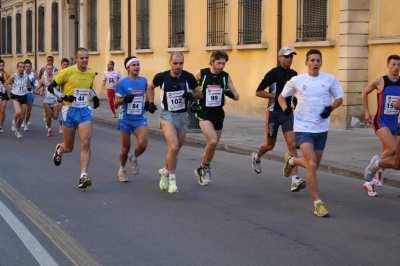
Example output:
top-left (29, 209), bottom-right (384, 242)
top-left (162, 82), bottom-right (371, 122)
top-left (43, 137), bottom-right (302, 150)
top-left (53, 143), bottom-right (62, 166)
top-left (78, 176), bottom-right (92, 189)
top-left (194, 167), bottom-right (206, 186)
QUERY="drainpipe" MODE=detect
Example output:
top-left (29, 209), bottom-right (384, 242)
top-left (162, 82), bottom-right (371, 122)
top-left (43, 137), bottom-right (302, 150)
top-left (277, 0), bottom-right (282, 66)
top-left (128, 0), bottom-right (131, 55)
top-left (34, 0), bottom-right (37, 70)
top-left (0, 2), bottom-right (2, 58)
top-left (74, 0), bottom-right (79, 51)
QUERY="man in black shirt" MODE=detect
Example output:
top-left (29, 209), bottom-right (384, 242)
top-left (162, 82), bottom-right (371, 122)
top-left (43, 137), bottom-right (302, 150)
top-left (251, 47), bottom-right (306, 192)
top-left (147, 52), bottom-right (202, 193)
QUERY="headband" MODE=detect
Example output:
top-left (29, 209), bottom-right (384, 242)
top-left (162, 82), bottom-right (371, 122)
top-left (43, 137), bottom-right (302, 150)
top-left (126, 57), bottom-right (139, 68)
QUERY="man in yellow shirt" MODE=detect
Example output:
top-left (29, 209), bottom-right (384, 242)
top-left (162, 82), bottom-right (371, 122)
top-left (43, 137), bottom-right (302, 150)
top-left (47, 47), bottom-right (100, 189)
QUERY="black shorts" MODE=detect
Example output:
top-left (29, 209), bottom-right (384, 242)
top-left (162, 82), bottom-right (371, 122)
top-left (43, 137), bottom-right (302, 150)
top-left (266, 110), bottom-right (293, 139)
top-left (10, 94), bottom-right (27, 105)
top-left (0, 92), bottom-right (10, 101)
top-left (195, 107), bottom-right (225, 130)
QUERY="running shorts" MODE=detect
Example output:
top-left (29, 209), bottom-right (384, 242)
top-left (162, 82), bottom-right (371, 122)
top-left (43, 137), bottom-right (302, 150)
top-left (295, 131), bottom-right (328, 150)
top-left (10, 94), bottom-right (27, 105)
top-left (117, 118), bottom-right (147, 134)
top-left (195, 107), bottom-right (225, 130)
top-left (160, 110), bottom-right (189, 135)
top-left (266, 110), bottom-right (294, 139)
top-left (61, 106), bottom-right (92, 128)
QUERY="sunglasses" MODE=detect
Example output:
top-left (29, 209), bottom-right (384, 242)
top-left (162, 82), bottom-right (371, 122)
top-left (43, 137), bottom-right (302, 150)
top-left (283, 55), bottom-right (294, 59)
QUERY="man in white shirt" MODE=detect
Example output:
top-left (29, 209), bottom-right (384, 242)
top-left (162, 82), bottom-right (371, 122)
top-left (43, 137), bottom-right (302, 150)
top-left (278, 49), bottom-right (344, 217)
top-left (102, 60), bottom-right (123, 118)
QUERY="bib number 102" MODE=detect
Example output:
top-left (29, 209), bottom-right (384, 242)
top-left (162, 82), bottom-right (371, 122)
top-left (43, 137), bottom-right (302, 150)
top-left (170, 98), bottom-right (182, 105)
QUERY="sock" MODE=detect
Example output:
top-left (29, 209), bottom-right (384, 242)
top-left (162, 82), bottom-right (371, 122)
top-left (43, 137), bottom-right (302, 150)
top-left (169, 173), bottom-right (176, 179)
top-left (289, 157), bottom-right (294, 166)
top-left (80, 173), bottom-right (87, 178)
top-left (374, 160), bottom-right (380, 168)
top-left (378, 168), bottom-right (383, 172)
top-left (48, 128), bottom-right (51, 132)
top-left (131, 155), bottom-right (137, 161)
top-left (164, 168), bottom-right (169, 175)
top-left (254, 152), bottom-right (259, 160)
top-left (314, 199), bottom-right (322, 206)
top-left (291, 175), bottom-right (299, 182)
top-left (204, 164), bottom-right (210, 169)
top-left (120, 166), bottom-right (125, 171)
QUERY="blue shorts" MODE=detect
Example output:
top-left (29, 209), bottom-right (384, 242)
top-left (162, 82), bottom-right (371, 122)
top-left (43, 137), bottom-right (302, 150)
top-left (295, 132), bottom-right (328, 150)
top-left (117, 118), bottom-right (147, 134)
top-left (61, 106), bottom-right (92, 128)
top-left (26, 93), bottom-right (34, 104)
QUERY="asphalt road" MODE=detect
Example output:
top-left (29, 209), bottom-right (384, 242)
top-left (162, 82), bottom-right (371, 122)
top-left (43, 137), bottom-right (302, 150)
top-left (0, 105), bottom-right (399, 266)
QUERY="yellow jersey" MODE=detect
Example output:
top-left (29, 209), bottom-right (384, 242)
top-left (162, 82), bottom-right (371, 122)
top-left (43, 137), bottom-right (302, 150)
top-left (55, 65), bottom-right (96, 107)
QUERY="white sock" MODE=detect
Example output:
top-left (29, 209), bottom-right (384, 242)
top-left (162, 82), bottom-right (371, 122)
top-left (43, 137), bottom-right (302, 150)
top-left (314, 199), bottom-right (322, 206)
top-left (164, 168), bottom-right (169, 175)
top-left (374, 160), bottom-right (380, 168)
top-left (80, 173), bottom-right (87, 178)
top-left (169, 173), bottom-right (176, 179)
top-left (120, 166), bottom-right (125, 171)
top-left (48, 128), bottom-right (51, 132)
top-left (289, 157), bottom-right (295, 166)
top-left (291, 175), bottom-right (299, 182)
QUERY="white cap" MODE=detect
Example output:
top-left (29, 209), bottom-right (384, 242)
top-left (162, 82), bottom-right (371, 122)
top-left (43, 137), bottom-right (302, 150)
top-left (278, 47), bottom-right (297, 56)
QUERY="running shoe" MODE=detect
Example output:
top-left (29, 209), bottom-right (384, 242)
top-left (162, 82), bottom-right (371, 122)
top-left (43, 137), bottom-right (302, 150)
top-left (364, 155), bottom-right (380, 181)
top-left (53, 143), bottom-right (62, 166)
top-left (283, 152), bottom-right (294, 177)
top-left (47, 129), bottom-right (52, 137)
top-left (27, 121), bottom-right (31, 125)
top-left (0, 127), bottom-right (3, 133)
top-left (78, 176), bottom-right (92, 189)
top-left (251, 151), bottom-right (261, 174)
top-left (21, 120), bottom-right (26, 128)
top-left (314, 202), bottom-right (329, 217)
top-left (168, 177), bottom-right (178, 193)
top-left (194, 167), bottom-right (205, 186)
top-left (129, 155), bottom-right (139, 175)
top-left (373, 171), bottom-right (383, 187)
top-left (59, 127), bottom-right (62, 134)
top-left (112, 114), bottom-right (118, 118)
top-left (11, 120), bottom-right (16, 132)
top-left (159, 168), bottom-right (169, 191)
top-left (118, 169), bottom-right (129, 182)
top-left (363, 182), bottom-right (378, 197)
top-left (23, 124), bottom-right (29, 131)
top-left (15, 131), bottom-right (22, 138)
top-left (291, 178), bottom-right (307, 192)
top-left (203, 165), bottom-right (211, 185)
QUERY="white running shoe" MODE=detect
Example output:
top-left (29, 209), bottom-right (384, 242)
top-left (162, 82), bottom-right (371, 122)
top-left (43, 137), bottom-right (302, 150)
top-left (23, 124), bottom-right (29, 131)
top-left (373, 171), bottom-right (383, 187)
top-left (0, 127), bottom-right (3, 133)
top-left (118, 169), bottom-right (129, 182)
top-left (21, 120), bottom-right (26, 128)
top-left (15, 131), bottom-right (22, 138)
top-left (27, 121), bottom-right (31, 125)
top-left (159, 168), bottom-right (169, 191)
top-left (251, 151), bottom-right (261, 174)
top-left (59, 127), bottom-right (63, 134)
top-left (11, 120), bottom-right (16, 132)
top-left (363, 182), bottom-right (378, 197)
top-left (168, 177), bottom-right (178, 193)
top-left (129, 155), bottom-right (139, 175)
top-left (365, 155), bottom-right (380, 182)
top-left (291, 178), bottom-right (307, 192)
top-left (202, 166), bottom-right (211, 185)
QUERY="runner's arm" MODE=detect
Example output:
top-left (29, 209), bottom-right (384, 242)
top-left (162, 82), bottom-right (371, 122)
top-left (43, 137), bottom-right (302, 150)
top-left (362, 77), bottom-right (382, 124)
top-left (255, 70), bottom-right (276, 99)
top-left (3, 75), bottom-right (14, 93)
top-left (34, 79), bottom-right (44, 95)
top-left (226, 76), bottom-right (239, 101)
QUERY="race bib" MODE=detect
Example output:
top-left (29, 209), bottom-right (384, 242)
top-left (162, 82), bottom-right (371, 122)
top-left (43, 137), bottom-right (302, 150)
top-left (72, 88), bottom-right (89, 107)
top-left (127, 96), bottom-right (143, 115)
top-left (166, 90), bottom-right (185, 111)
top-left (384, 95), bottom-right (399, 115)
top-left (17, 82), bottom-right (27, 93)
top-left (205, 86), bottom-right (223, 107)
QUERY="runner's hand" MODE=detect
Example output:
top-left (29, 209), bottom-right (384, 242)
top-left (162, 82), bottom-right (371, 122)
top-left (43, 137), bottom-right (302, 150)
top-left (283, 107), bottom-right (292, 116)
top-left (224, 90), bottom-right (235, 99)
top-left (144, 101), bottom-right (149, 112)
top-left (92, 96), bottom-right (100, 109)
top-left (320, 106), bottom-right (333, 119)
top-left (124, 94), bottom-right (135, 103)
top-left (62, 95), bottom-right (76, 102)
top-left (183, 91), bottom-right (193, 101)
top-left (149, 102), bottom-right (157, 114)
top-left (365, 112), bottom-right (372, 124)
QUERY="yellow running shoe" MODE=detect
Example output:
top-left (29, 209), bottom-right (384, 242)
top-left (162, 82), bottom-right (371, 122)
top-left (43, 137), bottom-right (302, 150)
top-left (283, 152), bottom-right (294, 177)
top-left (314, 202), bottom-right (329, 217)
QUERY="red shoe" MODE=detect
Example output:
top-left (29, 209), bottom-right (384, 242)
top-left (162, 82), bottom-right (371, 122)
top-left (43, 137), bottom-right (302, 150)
top-left (363, 182), bottom-right (378, 197)
top-left (47, 130), bottom-right (52, 137)
top-left (373, 171), bottom-right (383, 187)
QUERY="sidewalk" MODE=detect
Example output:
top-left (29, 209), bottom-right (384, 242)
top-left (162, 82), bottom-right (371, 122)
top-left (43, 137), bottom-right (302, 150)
top-left (87, 99), bottom-right (400, 188)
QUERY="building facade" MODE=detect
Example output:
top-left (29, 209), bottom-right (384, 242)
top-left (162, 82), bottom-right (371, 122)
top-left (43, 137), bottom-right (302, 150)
top-left (1, 0), bottom-right (399, 129)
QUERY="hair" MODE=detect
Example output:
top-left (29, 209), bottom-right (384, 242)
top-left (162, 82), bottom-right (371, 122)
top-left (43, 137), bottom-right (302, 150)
top-left (169, 51), bottom-right (184, 61)
top-left (124, 56), bottom-right (138, 69)
top-left (109, 60), bottom-right (115, 66)
top-left (210, 50), bottom-right (229, 65)
top-left (387, 55), bottom-right (400, 64)
top-left (75, 47), bottom-right (88, 56)
top-left (306, 49), bottom-right (322, 61)
top-left (0, 59), bottom-right (4, 64)
top-left (24, 59), bottom-right (32, 65)
top-left (61, 58), bottom-right (69, 64)
top-left (47, 56), bottom-right (54, 60)
top-left (17, 62), bottom-right (25, 68)
top-left (46, 64), bottom-right (54, 68)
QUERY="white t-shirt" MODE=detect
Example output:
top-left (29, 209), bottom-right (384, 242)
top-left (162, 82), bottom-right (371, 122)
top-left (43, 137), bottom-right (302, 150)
top-left (103, 69), bottom-right (123, 89)
top-left (281, 72), bottom-right (344, 133)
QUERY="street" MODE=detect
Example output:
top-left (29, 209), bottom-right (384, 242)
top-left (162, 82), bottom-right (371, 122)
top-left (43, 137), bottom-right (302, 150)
top-left (0, 105), bottom-right (399, 266)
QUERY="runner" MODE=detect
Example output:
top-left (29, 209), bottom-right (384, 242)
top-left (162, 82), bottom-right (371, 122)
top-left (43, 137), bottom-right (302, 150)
top-left (147, 52), bottom-right (202, 193)
top-left (35, 64), bottom-right (58, 137)
top-left (114, 56), bottom-right (149, 182)
top-left (362, 54), bottom-right (400, 196)
top-left (47, 47), bottom-right (99, 189)
top-left (251, 47), bottom-right (306, 192)
top-left (103, 60), bottom-right (123, 118)
top-left (58, 58), bottom-right (70, 134)
top-left (0, 60), bottom-right (10, 133)
top-left (278, 49), bottom-right (344, 217)
top-left (192, 50), bottom-right (239, 186)
top-left (3, 62), bottom-right (34, 138)
top-left (38, 55), bottom-right (58, 79)
top-left (22, 59), bottom-right (39, 130)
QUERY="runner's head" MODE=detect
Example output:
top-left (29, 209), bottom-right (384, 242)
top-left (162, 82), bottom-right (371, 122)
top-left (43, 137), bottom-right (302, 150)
top-left (61, 58), bottom-right (69, 69)
top-left (47, 56), bottom-right (54, 66)
top-left (0, 59), bottom-right (5, 71)
top-left (305, 49), bottom-right (322, 77)
top-left (17, 62), bottom-right (25, 74)
top-left (107, 60), bottom-right (114, 71)
top-left (169, 52), bottom-right (184, 76)
top-left (387, 54), bottom-right (400, 77)
top-left (124, 56), bottom-right (140, 76)
top-left (23, 59), bottom-right (32, 73)
top-left (75, 47), bottom-right (89, 70)
top-left (46, 64), bottom-right (54, 76)
top-left (209, 50), bottom-right (228, 74)
top-left (278, 47), bottom-right (296, 69)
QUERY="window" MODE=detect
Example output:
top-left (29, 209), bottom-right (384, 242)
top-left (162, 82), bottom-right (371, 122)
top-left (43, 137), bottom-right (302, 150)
top-left (16, 13), bottom-right (22, 54)
top-left (51, 2), bottom-right (58, 52)
top-left (168, 0), bottom-right (185, 48)
top-left (26, 10), bottom-right (33, 53)
top-left (87, 0), bottom-right (97, 51)
top-left (6, 16), bottom-right (12, 54)
top-left (1, 17), bottom-right (6, 55)
top-left (296, 0), bottom-right (327, 42)
top-left (238, 0), bottom-right (262, 45)
top-left (110, 0), bottom-right (121, 50)
top-left (136, 0), bottom-right (150, 49)
top-left (207, 0), bottom-right (228, 46)
top-left (38, 6), bottom-right (45, 52)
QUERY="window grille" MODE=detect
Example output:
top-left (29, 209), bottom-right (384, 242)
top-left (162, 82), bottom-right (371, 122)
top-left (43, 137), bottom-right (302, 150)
top-left (51, 2), bottom-right (58, 52)
top-left (168, 0), bottom-right (185, 48)
top-left (6, 16), bottom-right (11, 54)
top-left (26, 10), bottom-right (32, 53)
top-left (136, 0), bottom-right (149, 49)
top-left (16, 13), bottom-right (22, 54)
top-left (1, 17), bottom-right (6, 55)
top-left (296, 0), bottom-right (327, 41)
top-left (207, 0), bottom-right (228, 46)
top-left (87, 0), bottom-right (97, 51)
top-left (238, 0), bottom-right (262, 45)
top-left (38, 6), bottom-right (45, 52)
top-left (110, 0), bottom-right (121, 50)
